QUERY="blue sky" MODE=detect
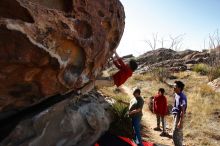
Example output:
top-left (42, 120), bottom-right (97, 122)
top-left (117, 0), bottom-right (220, 56)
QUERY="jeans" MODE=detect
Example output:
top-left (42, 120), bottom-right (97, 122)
top-left (156, 115), bottom-right (166, 132)
top-left (132, 116), bottom-right (143, 146)
top-left (173, 114), bottom-right (183, 146)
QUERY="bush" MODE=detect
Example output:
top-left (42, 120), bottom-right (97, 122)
top-left (193, 63), bottom-right (220, 80)
top-left (193, 64), bottom-right (209, 75)
top-left (193, 64), bottom-right (220, 80)
top-left (151, 67), bottom-right (171, 82)
top-left (208, 67), bottom-right (220, 81)
top-left (99, 87), bottom-right (133, 137)
top-left (109, 103), bottom-right (133, 138)
top-left (132, 74), bottom-right (153, 82)
top-left (199, 84), bottom-right (215, 97)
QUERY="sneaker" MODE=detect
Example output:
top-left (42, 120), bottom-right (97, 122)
top-left (153, 127), bottom-right (162, 131)
top-left (160, 132), bottom-right (169, 137)
top-left (132, 138), bottom-right (139, 145)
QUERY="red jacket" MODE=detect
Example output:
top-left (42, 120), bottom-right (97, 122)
top-left (153, 94), bottom-right (168, 116)
top-left (112, 58), bottom-right (132, 87)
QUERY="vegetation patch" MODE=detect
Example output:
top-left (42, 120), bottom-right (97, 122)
top-left (100, 69), bottom-right (220, 145)
top-left (193, 63), bottom-right (209, 75)
top-left (109, 103), bottom-right (133, 138)
top-left (208, 67), bottom-right (220, 81)
top-left (193, 63), bottom-right (220, 81)
top-left (150, 67), bottom-right (171, 82)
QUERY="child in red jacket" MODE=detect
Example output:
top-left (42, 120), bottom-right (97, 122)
top-left (81, 51), bottom-right (138, 94)
top-left (153, 88), bottom-right (168, 136)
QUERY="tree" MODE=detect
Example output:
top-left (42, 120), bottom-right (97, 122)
top-left (145, 33), bottom-right (185, 51)
top-left (208, 29), bottom-right (220, 49)
top-left (145, 33), bottom-right (158, 50)
top-left (207, 29), bottom-right (220, 67)
top-left (168, 34), bottom-right (185, 51)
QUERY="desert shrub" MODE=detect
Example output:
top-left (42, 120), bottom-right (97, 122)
top-left (207, 67), bottom-right (220, 81)
top-left (193, 63), bottom-right (209, 75)
top-left (208, 50), bottom-right (220, 67)
top-left (109, 103), bottom-right (133, 138)
top-left (193, 63), bottom-right (220, 80)
top-left (132, 73), bottom-right (153, 81)
top-left (199, 84), bottom-right (215, 97)
top-left (151, 67), bottom-right (171, 82)
top-left (100, 89), bottom-right (133, 137)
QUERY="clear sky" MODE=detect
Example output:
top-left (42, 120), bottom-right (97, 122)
top-left (117, 0), bottom-right (220, 56)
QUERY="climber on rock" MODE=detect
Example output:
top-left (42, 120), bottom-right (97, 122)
top-left (81, 50), bottom-right (138, 94)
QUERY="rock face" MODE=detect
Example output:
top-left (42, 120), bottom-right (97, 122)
top-left (1, 90), bottom-right (113, 146)
top-left (136, 48), bottom-right (212, 73)
top-left (208, 78), bottom-right (220, 92)
top-left (0, 0), bottom-right (125, 112)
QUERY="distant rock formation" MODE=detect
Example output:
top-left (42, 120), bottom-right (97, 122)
top-left (0, 0), bottom-right (125, 112)
top-left (136, 48), bottom-right (212, 73)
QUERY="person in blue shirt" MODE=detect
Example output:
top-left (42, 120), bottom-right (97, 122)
top-left (172, 81), bottom-right (187, 146)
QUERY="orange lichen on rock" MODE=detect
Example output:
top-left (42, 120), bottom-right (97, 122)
top-left (0, 0), bottom-right (125, 112)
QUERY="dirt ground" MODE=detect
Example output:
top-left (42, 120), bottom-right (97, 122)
top-left (141, 104), bottom-right (173, 146)
top-left (120, 85), bottom-right (174, 146)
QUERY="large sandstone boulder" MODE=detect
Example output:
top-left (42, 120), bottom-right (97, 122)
top-left (0, 0), bottom-right (125, 112)
top-left (1, 90), bottom-right (114, 146)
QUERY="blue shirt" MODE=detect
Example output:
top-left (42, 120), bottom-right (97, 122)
top-left (172, 92), bottom-right (187, 114)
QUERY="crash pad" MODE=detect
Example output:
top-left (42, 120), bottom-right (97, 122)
top-left (95, 132), bottom-right (154, 146)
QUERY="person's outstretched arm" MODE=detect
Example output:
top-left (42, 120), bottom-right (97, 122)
top-left (112, 50), bottom-right (126, 69)
top-left (112, 51), bottom-right (122, 69)
top-left (114, 51), bottom-right (120, 59)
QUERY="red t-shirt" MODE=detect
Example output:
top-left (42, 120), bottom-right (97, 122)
top-left (112, 58), bottom-right (133, 87)
top-left (153, 94), bottom-right (168, 116)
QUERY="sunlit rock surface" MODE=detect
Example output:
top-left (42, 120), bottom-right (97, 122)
top-left (1, 90), bottom-right (113, 146)
top-left (208, 78), bottom-right (220, 92)
top-left (0, 0), bottom-right (125, 112)
top-left (136, 48), bottom-right (218, 73)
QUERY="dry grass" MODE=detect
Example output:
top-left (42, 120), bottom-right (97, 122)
top-left (208, 67), bottom-right (220, 81)
top-left (174, 71), bottom-right (191, 79)
top-left (150, 67), bottom-right (171, 82)
top-left (99, 86), bottom-right (130, 102)
top-left (100, 70), bottom-right (220, 145)
top-left (184, 83), bottom-right (220, 146)
top-left (166, 71), bottom-right (220, 145)
top-left (125, 73), bottom-right (154, 87)
top-left (98, 87), bottom-right (133, 137)
top-left (193, 63), bottom-right (209, 75)
top-left (193, 63), bottom-right (220, 81)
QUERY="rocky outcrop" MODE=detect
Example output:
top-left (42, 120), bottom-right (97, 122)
top-left (136, 48), bottom-right (213, 73)
top-left (0, 0), bottom-right (125, 112)
top-left (208, 78), bottom-right (220, 92)
top-left (138, 48), bottom-right (177, 65)
top-left (0, 90), bottom-right (113, 146)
